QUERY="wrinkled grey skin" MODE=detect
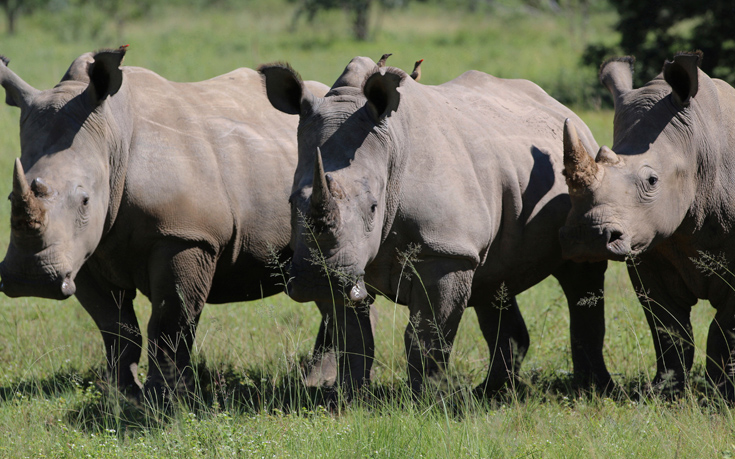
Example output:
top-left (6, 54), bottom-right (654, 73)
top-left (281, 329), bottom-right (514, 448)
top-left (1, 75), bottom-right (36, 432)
top-left (0, 48), bottom-right (336, 399)
top-left (560, 52), bottom-right (735, 400)
top-left (260, 57), bottom-right (612, 394)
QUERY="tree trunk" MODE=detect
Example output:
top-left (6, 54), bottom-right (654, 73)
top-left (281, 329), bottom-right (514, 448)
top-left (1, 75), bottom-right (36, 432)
top-left (352, 0), bottom-right (371, 41)
top-left (4, 3), bottom-right (18, 35)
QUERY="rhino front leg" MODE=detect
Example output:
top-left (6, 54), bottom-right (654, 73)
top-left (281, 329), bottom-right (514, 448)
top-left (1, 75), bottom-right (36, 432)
top-left (706, 303), bottom-right (735, 401)
top-left (474, 296), bottom-right (529, 395)
top-left (305, 307), bottom-right (337, 388)
top-left (631, 262), bottom-right (695, 397)
top-left (144, 243), bottom-right (216, 400)
top-left (306, 300), bottom-right (378, 389)
top-left (311, 299), bottom-right (375, 396)
top-left (554, 259), bottom-right (613, 392)
top-left (74, 263), bottom-right (143, 397)
top-left (641, 298), bottom-right (694, 396)
top-left (404, 259), bottom-right (473, 394)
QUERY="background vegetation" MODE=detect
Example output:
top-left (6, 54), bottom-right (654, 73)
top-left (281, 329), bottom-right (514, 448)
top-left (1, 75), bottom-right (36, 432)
top-left (0, 1), bottom-right (733, 457)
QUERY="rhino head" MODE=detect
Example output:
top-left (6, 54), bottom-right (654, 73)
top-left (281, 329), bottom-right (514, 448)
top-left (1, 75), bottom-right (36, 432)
top-left (260, 58), bottom-right (403, 304)
top-left (559, 53), bottom-right (706, 262)
top-left (0, 48), bottom-right (127, 299)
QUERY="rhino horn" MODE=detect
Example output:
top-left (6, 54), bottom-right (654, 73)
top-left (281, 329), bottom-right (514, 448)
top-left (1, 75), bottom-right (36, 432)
top-left (563, 119), bottom-right (598, 191)
top-left (311, 147), bottom-right (339, 219)
top-left (11, 158), bottom-right (45, 231)
top-left (595, 145), bottom-right (621, 166)
top-left (12, 158), bottom-right (30, 198)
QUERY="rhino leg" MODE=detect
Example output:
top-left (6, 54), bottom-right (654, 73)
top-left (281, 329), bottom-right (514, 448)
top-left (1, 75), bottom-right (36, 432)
top-left (310, 299), bottom-right (375, 397)
top-left (144, 243), bottom-right (215, 401)
top-left (306, 300), bottom-right (378, 389)
top-left (404, 259), bottom-right (473, 394)
top-left (705, 304), bottom-right (735, 401)
top-left (630, 261), bottom-right (695, 397)
top-left (473, 296), bottom-right (529, 395)
top-left (553, 259), bottom-right (613, 392)
top-left (74, 264), bottom-right (143, 397)
top-left (305, 310), bottom-right (337, 388)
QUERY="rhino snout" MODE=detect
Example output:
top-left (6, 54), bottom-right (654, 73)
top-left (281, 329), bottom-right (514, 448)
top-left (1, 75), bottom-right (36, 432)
top-left (287, 259), bottom-right (367, 304)
top-left (0, 264), bottom-right (76, 300)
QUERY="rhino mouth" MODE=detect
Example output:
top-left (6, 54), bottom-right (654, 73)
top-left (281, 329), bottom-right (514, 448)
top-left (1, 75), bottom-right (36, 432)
top-left (605, 229), bottom-right (633, 260)
top-left (559, 223), bottom-right (632, 262)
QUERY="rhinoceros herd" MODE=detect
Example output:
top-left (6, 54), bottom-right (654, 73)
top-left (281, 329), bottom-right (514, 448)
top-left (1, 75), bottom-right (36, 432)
top-left (0, 46), bottom-right (733, 402)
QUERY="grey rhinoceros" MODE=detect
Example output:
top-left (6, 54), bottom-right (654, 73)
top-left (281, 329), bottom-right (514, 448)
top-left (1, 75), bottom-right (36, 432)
top-left (259, 57), bottom-right (613, 394)
top-left (560, 52), bottom-right (735, 400)
top-left (0, 47), bottom-right (334, 399)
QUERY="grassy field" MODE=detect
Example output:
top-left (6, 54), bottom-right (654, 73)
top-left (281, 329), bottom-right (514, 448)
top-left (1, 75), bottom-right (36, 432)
top-left (0, 1), bottom-right (733, 457)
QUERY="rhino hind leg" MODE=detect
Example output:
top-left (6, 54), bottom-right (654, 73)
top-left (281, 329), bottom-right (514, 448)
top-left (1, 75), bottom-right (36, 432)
top-left (74, 265), bottom-right (143, 398)
top-left (473, 296), bottom-right (529, 396)
top-left (553, 260), bottom-right (614, 393)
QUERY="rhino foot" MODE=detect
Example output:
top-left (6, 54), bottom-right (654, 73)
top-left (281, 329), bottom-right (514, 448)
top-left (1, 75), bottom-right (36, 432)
top-left (304, 349), bottom-right (338, 388)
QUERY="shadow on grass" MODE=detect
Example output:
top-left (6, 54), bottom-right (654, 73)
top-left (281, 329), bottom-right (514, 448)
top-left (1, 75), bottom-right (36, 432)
top-left (0, 359), bottom-right (728, 433)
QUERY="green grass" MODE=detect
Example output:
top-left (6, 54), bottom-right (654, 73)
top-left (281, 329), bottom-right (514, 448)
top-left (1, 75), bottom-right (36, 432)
top-left (0, 1), bottom-right (733, 457)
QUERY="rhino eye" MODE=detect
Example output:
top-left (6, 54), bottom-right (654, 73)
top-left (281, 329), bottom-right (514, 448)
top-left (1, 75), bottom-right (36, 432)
top-left (648, 176), bottom-right (658, 186)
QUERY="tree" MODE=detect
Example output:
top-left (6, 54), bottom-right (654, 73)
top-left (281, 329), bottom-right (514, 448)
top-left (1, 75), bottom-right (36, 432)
top-left (1, 0), bottom-right (48, 35)
top-left (583, 0), bottom-right (735, 87)
top-left (77, 0), bottom-right (153, 40)
top-left (291, 0), bottom-right (409, 41)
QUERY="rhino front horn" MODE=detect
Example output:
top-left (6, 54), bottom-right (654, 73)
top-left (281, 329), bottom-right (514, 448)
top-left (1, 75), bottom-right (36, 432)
top-left (12, 158), bottom-right (30, 199)
top-left (311, 147), bottom-right (338, 218)
top-left (11, 157), bottom-right (46, 231)
top-left (563, 119), bottom-right (598, 191)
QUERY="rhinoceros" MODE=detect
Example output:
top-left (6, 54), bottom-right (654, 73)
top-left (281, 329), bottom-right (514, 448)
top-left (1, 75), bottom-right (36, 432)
top-left (259, 57), bottom-right (613, 394)
top-left (560, 52), bottom-right (735, 399)
top-left (0, 47), bottom-right (336, 399)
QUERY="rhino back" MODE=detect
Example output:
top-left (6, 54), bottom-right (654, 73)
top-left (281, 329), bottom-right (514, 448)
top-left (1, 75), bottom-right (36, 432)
top-left (384, 71), bottom-right (597, 292)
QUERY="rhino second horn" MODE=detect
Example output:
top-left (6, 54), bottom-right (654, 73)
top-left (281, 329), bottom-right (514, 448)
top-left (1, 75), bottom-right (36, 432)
top-left (595, 145), bottom-right (621, 166)
top-left (563, 119), bottom-right (598, 191)
top-left (311, 147), bottom-right (339, 219)
top-left (31, 177), bottom-right (52, 198)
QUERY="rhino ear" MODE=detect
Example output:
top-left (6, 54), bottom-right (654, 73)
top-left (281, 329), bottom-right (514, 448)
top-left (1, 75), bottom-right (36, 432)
top-left (363, 69), bottom-right (402, 122)
top-left (87, 46), bottom-right (126, 107)
top-left (259, 63), bottom-right (315, 116)
top-left (663, 51), bottom-right (702, 108)
top-left (599, 56), bottom-right (634, 108)
top-left (0, 55), bottom-right (39, 110)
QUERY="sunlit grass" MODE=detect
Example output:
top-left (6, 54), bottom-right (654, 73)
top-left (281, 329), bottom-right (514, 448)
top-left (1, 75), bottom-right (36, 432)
top-left (0, 1), bottom-right (732, 457)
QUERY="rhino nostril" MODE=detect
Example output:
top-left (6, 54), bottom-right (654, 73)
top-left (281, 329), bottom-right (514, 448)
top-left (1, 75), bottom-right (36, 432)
top-left (607, 229), bottom-right (623, 245)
